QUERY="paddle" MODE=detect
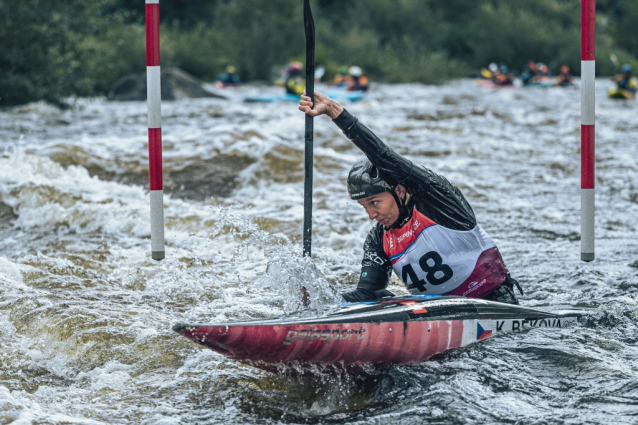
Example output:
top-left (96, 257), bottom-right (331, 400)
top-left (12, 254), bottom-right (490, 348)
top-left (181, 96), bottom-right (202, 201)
top-left (302, 0), bottom-right (315, 258)
top-left (610, 53), bottom-right (619, 68)
top-left (480, 68), bottom-right (493, 79)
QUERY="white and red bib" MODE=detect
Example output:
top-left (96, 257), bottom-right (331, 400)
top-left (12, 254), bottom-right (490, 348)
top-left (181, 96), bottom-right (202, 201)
top-left (383, 207), bottom-right (507, 297)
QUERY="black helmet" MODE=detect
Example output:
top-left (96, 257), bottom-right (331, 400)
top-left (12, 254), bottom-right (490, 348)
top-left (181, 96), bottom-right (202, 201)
top-left (347, 158), bottom-right (393, 200)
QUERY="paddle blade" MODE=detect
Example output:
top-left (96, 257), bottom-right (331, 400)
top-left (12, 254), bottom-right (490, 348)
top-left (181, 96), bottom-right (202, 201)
top-left (304, 0), bottom-right (315, 49)
top-left (303, 0), bottom-right (315, 96)
top-left (610, 53), bottom-right (619, 67)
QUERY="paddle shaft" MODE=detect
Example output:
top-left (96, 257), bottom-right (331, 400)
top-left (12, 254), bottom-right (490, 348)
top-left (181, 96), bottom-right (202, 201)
top-left (303, 0), bottom-right (315, 257)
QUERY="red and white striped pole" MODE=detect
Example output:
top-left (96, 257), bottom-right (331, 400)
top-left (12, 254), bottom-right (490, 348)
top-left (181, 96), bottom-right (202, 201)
top-left (581, 0), bottom-right (595, 262)
top-left (146, 0), bottom-right (165, 261)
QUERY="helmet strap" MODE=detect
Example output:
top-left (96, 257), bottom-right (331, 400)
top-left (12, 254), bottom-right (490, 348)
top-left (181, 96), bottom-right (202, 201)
top-left (389, 189), bottom-right (410, 228)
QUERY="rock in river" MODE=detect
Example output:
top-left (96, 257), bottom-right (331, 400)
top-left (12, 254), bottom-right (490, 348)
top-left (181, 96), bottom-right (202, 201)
top-left (109, 67), bottom-right (227, 101)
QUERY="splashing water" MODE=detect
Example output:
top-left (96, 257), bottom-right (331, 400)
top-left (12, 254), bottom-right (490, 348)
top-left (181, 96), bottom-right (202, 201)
top-left (0, 81), bottom-right (638, 423)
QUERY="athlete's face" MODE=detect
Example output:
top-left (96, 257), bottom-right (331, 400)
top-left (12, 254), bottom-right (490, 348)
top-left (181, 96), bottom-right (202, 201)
top-left (357, 186), bottom-right (405, 227)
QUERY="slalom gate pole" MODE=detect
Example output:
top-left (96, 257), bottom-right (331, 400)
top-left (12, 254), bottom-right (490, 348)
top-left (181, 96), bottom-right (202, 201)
top-left (581, 0), bottom-right (595, 262)
top-left (302, 0), bottom-right (315, 258)
top-left (146, 0), bottom-right (165, 261)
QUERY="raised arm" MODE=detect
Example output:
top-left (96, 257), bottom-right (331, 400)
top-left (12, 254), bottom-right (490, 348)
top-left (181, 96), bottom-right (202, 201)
top-left (337, 111), bottom-right (478, 230)
top-left (299, 92), bottom-right (422, 192)
top-left (299, 92), bottom-right (477, 231)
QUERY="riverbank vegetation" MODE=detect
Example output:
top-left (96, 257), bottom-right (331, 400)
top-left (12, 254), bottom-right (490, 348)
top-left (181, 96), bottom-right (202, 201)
top-left (2, 0), bottom-right (638, 106)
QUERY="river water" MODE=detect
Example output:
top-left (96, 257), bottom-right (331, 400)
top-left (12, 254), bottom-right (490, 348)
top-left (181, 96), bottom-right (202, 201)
top-left (1, 80), bottom-right (637, 424)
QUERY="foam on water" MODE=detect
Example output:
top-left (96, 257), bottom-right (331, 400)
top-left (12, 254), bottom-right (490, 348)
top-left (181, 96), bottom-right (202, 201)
top-left (1, 80), bottom-right (638, 423)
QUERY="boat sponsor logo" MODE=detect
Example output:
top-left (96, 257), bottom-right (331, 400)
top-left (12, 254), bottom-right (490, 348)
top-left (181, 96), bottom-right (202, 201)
top-left (463, 279), bottom-right (486, 296)
top-left (283, 326), bottom-right (366, 345)
top-left (395, 300), bottom-right (427, 314)
top-left (377, 299), bottom-right (428, 314)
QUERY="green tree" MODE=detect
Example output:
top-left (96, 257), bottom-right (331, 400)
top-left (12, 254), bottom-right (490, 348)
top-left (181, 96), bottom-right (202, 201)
top-left (610, 0), bottom-right (638, 57)
top-left (464, 0), bottom-right (580, 73)
top-left (0, 0), bottom-right (143, 106)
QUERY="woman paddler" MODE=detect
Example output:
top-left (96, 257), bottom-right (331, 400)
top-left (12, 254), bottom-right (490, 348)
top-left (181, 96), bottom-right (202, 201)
top-left (298, 91), bottom-right (523, 304)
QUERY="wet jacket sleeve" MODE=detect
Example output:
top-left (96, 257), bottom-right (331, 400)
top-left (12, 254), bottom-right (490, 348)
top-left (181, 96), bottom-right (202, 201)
top-left (332, 109), bottom-right (476, 231)
top-left (341, 225), bottom-right (392, 302)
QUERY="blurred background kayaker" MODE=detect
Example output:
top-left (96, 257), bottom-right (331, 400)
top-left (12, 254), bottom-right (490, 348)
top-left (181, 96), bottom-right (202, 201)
top-left (214, 65), bottom-right (241, 88)
top-left (477, 62), bottom-right (513, 87)
top-left (521, 60), bottom-right (538, 86)
top-left (535, 62), bottom-right (550, 81)
top-left (611, 64), bottom-right (637, 93)
top-left (284, 61), bottom-right (305, 95)
top-left (331, 66), bottom-right (349, 87)
top-left (495, 63), bottom-right (514, 86)
top-left (554, 65), bottom-right (573, 87)
top-left (347, 66), bottom-right (369, 91)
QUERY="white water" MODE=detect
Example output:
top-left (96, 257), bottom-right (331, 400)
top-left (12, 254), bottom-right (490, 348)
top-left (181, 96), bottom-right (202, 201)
top-left (1, 80), bottom-right (638, 424)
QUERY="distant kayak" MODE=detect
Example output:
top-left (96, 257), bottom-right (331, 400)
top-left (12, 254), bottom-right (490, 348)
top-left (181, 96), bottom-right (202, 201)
top-left (608, 88), bottom-right (635, 99)
top-left (329, 82), bottom-right (349, 89)
top-left (475, 79), bottom-right (514, 89)
top-left (173, 295), bottom-right (581, 374)
top-left (524, 81), bottom-right (555, 88)
top-left (245, 91), bottom-right (366, 103)
top-left (523, 77), bottom-right (556, 88)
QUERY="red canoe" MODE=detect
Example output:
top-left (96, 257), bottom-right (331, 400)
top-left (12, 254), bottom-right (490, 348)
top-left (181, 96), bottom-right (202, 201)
top-left (173, 296), bottom-right (580, 372)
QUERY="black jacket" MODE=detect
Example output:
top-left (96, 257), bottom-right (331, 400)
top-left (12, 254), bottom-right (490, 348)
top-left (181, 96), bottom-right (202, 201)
top-left (333, 109), bottom-right (482, 302)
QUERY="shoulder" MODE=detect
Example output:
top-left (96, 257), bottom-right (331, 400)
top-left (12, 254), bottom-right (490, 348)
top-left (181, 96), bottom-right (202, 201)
top-left (363, 224), bottom-right (385, 249)
top-left (364, 223), bottom-right (385, 239)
